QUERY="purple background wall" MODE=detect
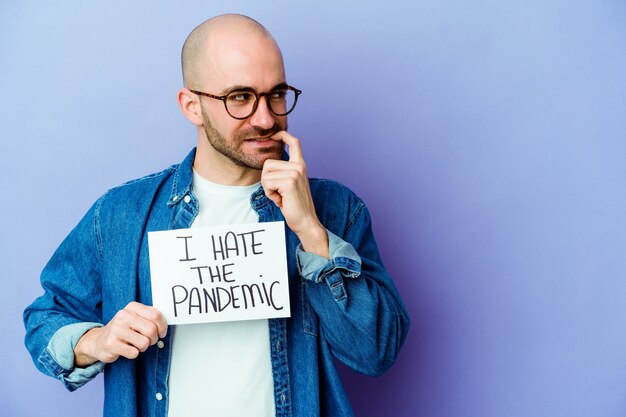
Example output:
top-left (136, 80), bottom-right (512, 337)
top-left (2, 1), bottom-right (626, 416)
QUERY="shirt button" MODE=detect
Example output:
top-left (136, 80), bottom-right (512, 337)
top-left (157, 340), bottom-right (165, 349)
top-left (276, 341), bottom-right (282, 351)
top-left (280, 393), bottom-right (286, 403)
top-left (184, 195), bottom-right (191, 203)
top-left (156, 392), bottom-right (163, 401)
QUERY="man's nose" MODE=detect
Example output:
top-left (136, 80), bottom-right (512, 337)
top-left (249, 96), bottom-right (276, 130)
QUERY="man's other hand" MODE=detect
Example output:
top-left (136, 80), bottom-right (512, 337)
top-left (73, 302), bottom-right (167, 367)
top-left (262, 131), bottom-right (329, 258)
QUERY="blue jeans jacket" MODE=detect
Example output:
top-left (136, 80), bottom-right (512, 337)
top-left (24, 148), bottom-right (410, 417)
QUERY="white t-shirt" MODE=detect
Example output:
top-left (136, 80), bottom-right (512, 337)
top-left (166, 170), bottom-right (275, 417)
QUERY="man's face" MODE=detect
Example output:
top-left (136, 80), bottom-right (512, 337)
top-left (199, 100), bottom-right (285, 170)
top-left (198, 33), bottom-right (288, 170)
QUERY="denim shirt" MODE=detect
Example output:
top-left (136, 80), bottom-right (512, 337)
top-left (24, 148), bottom-right (410, 417)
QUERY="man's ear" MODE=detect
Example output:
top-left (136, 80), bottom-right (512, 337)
top-left (177, 88), bottom-right (204, 126)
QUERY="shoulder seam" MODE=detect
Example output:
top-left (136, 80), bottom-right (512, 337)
top-left (92, 164), bottom-right (178, 259)
top-left (105, 165), bottom-right (177, 192)
top-left (347, 200), bottom-right (367, 232)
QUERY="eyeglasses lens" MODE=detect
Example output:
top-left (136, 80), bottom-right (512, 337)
top-left (225, 89), bottom-right (297, 118)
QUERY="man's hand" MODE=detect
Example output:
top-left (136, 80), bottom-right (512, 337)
top-left (73, 302), bottom-right (167, 367)
top-left (261, 131), bottom-right (329, 258)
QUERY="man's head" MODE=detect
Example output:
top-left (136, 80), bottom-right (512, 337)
top-left (178, 14), bottom-right (291, 173)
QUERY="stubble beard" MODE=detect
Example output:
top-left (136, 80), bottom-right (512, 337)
top-left (200, 105), bottom-right (285, 170)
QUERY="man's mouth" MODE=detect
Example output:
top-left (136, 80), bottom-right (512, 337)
top-left (245, 136), bottom-right (275, 142)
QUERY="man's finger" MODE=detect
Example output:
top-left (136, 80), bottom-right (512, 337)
top-left (271, 131), bottom-right (304, 164)
top-left (115, 326), bottom-right (152, 353)
top-left (262, 159), bottom-right (292, 174)
top-left (128, 316), bottom-right (160, 346)
top-left (125, 302), bottom-right (168, 338)
top-left (115, 343), bottom-right (141, 360)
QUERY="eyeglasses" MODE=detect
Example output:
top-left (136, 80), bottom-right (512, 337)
top-left (190, 85), bottom-right (302, 120)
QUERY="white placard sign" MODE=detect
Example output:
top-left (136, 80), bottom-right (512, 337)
top-left (148, 221), bottom-right (290, 325)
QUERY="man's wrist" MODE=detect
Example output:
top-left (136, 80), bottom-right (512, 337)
top-left (297, 222), bottom-right (329, 259)
top-left (73, 327), bottom-right (100, 368)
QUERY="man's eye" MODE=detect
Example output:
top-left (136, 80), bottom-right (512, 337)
top-left (228, 92), bottom-right (254, 102)
top-left (270, 90), bottom-right (287, 100)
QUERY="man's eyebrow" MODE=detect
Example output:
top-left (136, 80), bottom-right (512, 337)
top-left (220, 82), bottom-right (289, 95)
top-left (220, 85), bottom-right (255, 94)
top-left (270, 82), bottom-right (289, 91)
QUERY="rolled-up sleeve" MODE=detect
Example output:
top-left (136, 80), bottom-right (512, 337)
top-left (40, 322), bottom-right (105, 391)
top-left (297, 229), bottom-right (361, 280)
top-left (24, 197), bottom-right (105, 391)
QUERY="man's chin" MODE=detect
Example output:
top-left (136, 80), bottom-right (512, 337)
top-left (231, 148), bottom-right (282, 170)
top-left (259, 145), bottom-right (283, 156)
top-left (254, 149), bottom-right (284, 168)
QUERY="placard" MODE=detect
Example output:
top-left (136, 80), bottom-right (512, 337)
top-left (148, 221), bottom-right (290, 324)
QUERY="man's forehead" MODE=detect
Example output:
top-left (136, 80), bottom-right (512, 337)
top-left (204, 27), bottom-right (281, 61)
top-left (202, 33), bottom-right (286, 91)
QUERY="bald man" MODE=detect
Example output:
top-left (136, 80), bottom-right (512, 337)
top-left (24, 14), bottom-right (409, 417)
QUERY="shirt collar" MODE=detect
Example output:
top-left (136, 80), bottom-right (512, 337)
top-left (167, 147), bottom-right (290, 207)
top-left (167, 147), bottom-right (196, 206)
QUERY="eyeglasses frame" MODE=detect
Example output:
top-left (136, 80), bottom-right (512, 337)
top-left (190, 85), bottom-right (302, 120)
